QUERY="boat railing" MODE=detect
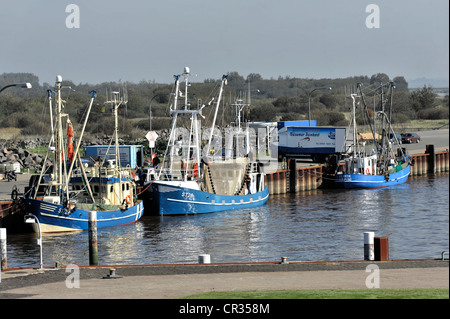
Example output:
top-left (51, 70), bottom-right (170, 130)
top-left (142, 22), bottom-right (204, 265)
top-left (157, 167), bottom-right (199, 181)
top-left (72, 165), bottom-right (136, 179)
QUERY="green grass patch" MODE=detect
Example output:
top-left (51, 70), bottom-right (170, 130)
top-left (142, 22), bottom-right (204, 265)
top-left (184, 288), bottom-right (449, 299)
top-left (24, 145), bottom-right (49, 156)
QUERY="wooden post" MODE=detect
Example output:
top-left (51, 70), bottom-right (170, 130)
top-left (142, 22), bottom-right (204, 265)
top-left (426, 144), bottom-right (435, 174)
top-left (437, 153), bottom-right (442, 172)
top-left (445, 152), bottom-right (449, 172)
top-left (0, 228), bottom-right (6, 271)
top-left (88, 211), bottom-right (98, 266)
top-left (306, 168), bottom-right (312, 190)
top-left (265, 173), bottom-right (272, 195)
top-left (299, 169), bottom-right (305, 192)
top-left (281, 171), bottom-right (287, 194)
top-left (289, 159), bottom-right (297, 193)
top-left (422, 154), bottom-right (428, 175)
top-left (417, 155), bottom-right (423, 176)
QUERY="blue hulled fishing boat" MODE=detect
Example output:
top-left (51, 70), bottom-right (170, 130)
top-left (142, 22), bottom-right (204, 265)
top-left (151, 180), bottom-right (269, 215)
top-left (23, 76), bottom-right (143, 232)
top-left (145, 68), bottom-right (269, 215)
top-left (335, 160), bottom-right (410, 188)
top-left (335, 83), bottom-right (411, 189)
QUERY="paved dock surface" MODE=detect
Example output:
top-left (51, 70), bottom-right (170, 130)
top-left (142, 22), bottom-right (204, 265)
top-left (1, 260), bottom-right (448, 299)
top-left (0, 173), bottom-right (29, 201)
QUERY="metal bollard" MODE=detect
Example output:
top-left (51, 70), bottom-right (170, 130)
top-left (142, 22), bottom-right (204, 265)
top-left (103, 268), bottom-right (122, 279)
top-left (364, 232), bottom-right (375, 261)
top-left (88, 211), bottom-right (98, 266)
top-left (198, 254), bottom-right (211, 264)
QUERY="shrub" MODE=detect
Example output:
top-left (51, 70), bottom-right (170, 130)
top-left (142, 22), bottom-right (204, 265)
top-left (417, 107), bottom-right (449, 120)
top-left (21, 122), bottom-right (47, 135)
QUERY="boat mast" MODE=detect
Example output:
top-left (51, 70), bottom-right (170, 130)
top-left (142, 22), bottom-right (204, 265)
top-left (379, 83), bottom-right (387, 167)
top-left (230, 92), bottom-right (251, 157)
top-left (159, 67), bottom-right (207, 181)
top-left (166, 74), bottom-right (181, 176)
top-left (207, 74), bottom-right (228, 155)
top-left (178, 67), bottom-right (202, 181)
top-left (382, 82), bottom-right (399, 160)
top-left (183, 67), bottom-right (189, 110)
top-left (47, 89), bottom-right (54, 138)
top-left (33, 88), bottom-right (57, 199)
top-left (350, 94), bottom-right (358, 160)
top-left (54, 76), bottom-right (72, 202)
top-left (55, 76), bottom-right (65, 199)
top-left (114, 92), bottom-right (120, 168)
top-left (105, 89), bottom-right (127, 201)
top-left (66, 90), bottom-right (96, 183)
top-left (388, 81), bottom-right (394, 123)
top-left (357, 83), bottom-right (377, 150)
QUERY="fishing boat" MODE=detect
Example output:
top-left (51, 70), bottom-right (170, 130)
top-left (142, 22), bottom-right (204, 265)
top-left (335, 82), bottom-right (411, 189)
top-left (23, 76), bottom-right (143, 232)
top-left (146, 67), bottom-right (269, 215)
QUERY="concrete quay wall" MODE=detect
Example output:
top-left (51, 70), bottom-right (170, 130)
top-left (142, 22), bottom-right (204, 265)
top-left (264, 148), bottom-right (449, 195)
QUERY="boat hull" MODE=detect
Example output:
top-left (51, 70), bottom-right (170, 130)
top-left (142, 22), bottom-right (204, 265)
top-left (335, 165), bottom-right (410, 189)
top-left (150, 182), bottom-right (269, 215)
top-left (23, 198), bottom-right (144, 232)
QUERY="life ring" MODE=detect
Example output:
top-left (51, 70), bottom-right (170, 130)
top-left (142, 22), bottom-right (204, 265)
top-left (125, 195), bottom-right (132, 204)
top-left (366, 167), bottom-right (370, 175)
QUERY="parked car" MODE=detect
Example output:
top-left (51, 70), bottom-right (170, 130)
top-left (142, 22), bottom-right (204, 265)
top-left (388, 133), bottom-right (402, 144)
top-left (401, 133), bottom-right (421, 143)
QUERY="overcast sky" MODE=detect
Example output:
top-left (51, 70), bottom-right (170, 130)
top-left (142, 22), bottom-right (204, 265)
top-left (0, 0), bottom-right (448, 85)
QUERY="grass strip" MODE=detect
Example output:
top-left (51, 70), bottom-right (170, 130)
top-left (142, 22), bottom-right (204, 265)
top-left (184, 288), bottom-right (449, 299)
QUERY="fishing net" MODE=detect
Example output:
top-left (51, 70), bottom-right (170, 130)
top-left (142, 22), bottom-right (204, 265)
top-left (204, 158), bottom-right (248, 195)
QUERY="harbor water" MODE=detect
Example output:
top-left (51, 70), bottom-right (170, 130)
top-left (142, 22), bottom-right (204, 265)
top-left (5, 175), bottom-right (449, 268)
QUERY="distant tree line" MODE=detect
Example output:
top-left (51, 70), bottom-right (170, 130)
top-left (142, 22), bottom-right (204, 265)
top-left (0, 72), bottom-right (448, 139)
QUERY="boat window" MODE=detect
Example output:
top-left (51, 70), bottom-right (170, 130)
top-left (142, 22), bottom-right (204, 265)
top-left (93, 185), bottom-right (99, 196)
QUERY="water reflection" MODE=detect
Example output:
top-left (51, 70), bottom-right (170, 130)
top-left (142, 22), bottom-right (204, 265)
top-left (5, 175), bottom-right (449, 268)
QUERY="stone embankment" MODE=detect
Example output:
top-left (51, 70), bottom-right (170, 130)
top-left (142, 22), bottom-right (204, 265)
top-left (0, 139), bottom-right (50, 177)
top-left (0, 136), bottom-right (120, 177)
top-left (0, 131), bottom-right (169, 179)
